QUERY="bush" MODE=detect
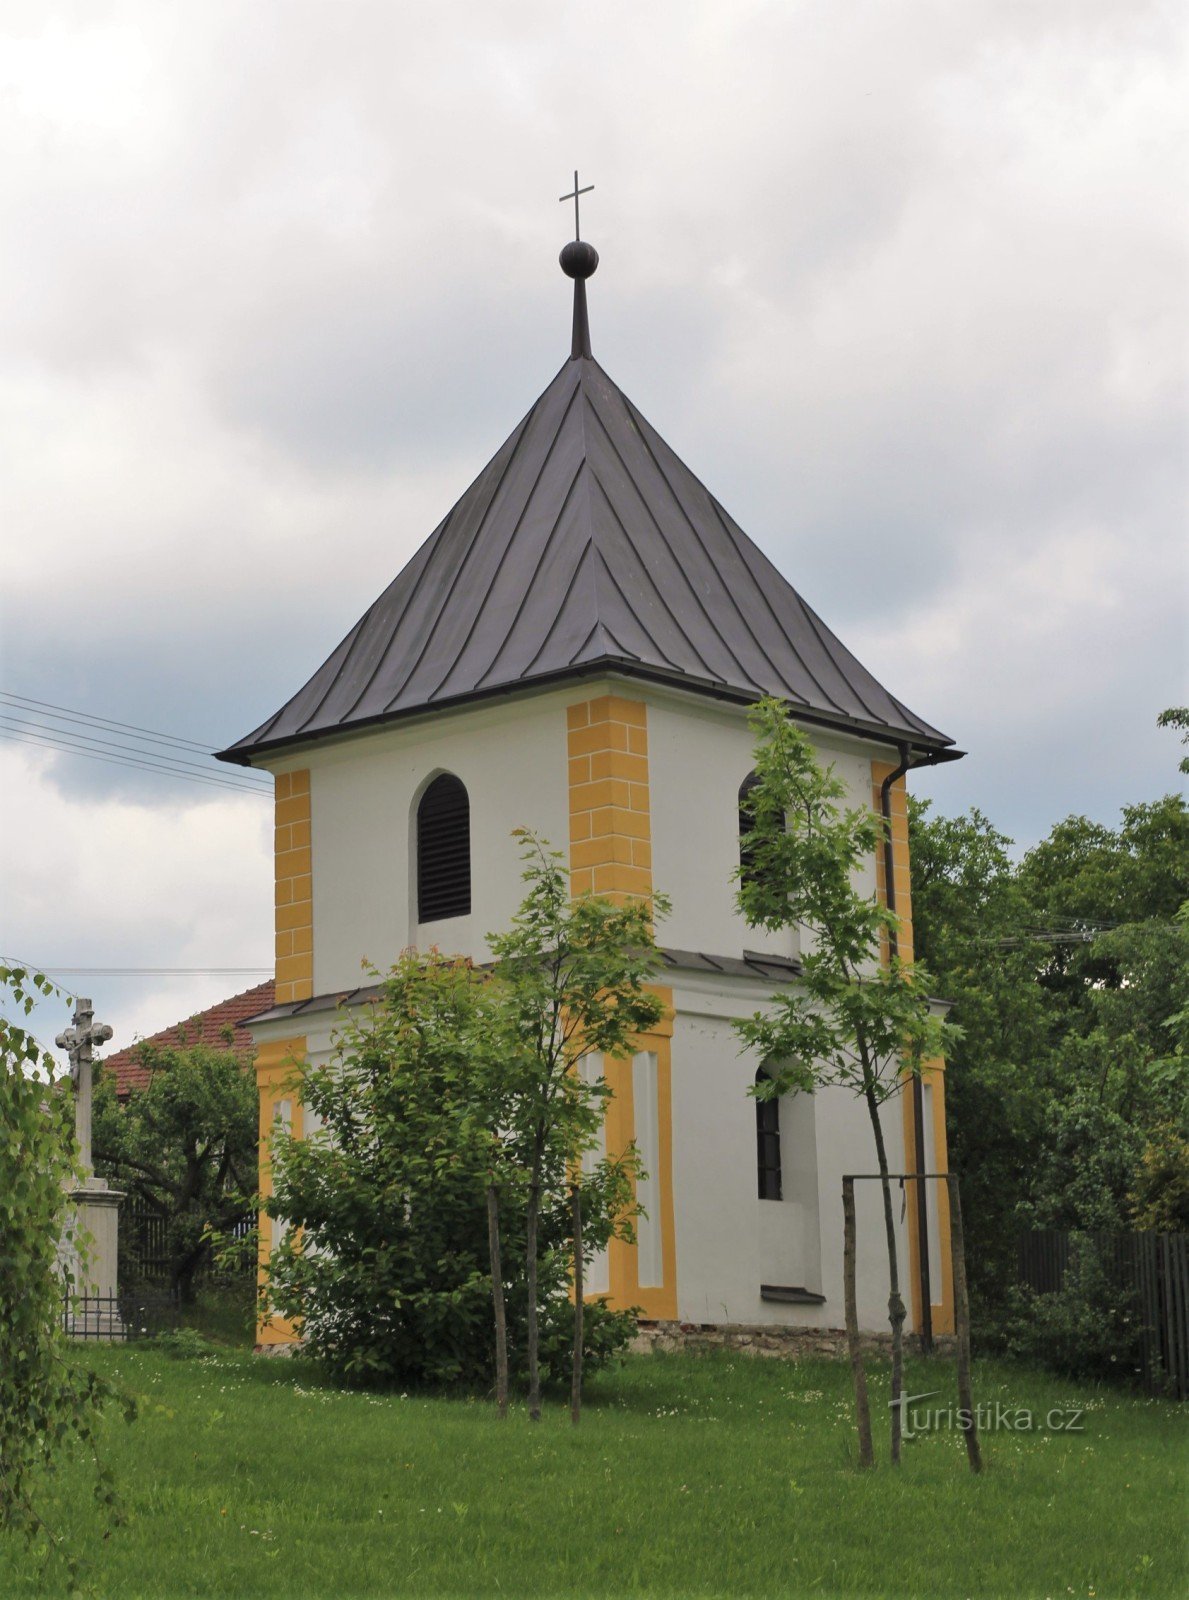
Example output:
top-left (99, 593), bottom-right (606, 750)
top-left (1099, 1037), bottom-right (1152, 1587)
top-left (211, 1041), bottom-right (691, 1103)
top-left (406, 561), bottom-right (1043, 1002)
top-left (1001, 1236), bottom-right (1143, 1384)
top-left (265, 953), bottom-right (637, 1390)
top-left (1, 966), bottom-right (134, 1570)
top-left (153, 1327), bottom-right (216, 1360)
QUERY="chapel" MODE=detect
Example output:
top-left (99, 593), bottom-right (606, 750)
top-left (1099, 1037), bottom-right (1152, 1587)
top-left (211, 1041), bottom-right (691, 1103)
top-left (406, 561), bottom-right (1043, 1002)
top-left (218, 204), bottom-right (961, 1347)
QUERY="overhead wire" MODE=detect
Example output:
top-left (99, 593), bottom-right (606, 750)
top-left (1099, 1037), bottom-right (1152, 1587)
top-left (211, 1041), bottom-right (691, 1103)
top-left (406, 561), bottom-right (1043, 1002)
top-left (0, 689), bottom-right (272, 795)
top-left (0, 726), bottom-right (270, 797)
top-left (27, 968), bottom-right (272, 978)
top-left (0, 691), bottom-right (226, 755)
top-left (2, 954), bottom-right (271, 993)
top-left (0, 711), bottom-right (270, 786)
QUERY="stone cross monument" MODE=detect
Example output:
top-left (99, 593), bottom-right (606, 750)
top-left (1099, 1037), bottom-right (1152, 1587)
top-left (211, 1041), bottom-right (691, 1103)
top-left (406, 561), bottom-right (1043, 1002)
top-left (56, 998), bottom-right (124, 1338)
top-left (56, 997), bottom-right (112, 1176)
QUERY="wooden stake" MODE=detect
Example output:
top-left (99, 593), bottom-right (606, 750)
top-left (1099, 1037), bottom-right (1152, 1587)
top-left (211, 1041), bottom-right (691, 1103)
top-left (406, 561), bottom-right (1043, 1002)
top-left (843, 1178), bottom-right (875, 1469)
top-left (486, 1182), bottom-right (509, 1420)
top-left (570, 1181), bottom-right (584, 1426)
top-left (526, 1177), bottom-right (541, 1423)
top-left (947, 1174), bottom-right (982, 1474)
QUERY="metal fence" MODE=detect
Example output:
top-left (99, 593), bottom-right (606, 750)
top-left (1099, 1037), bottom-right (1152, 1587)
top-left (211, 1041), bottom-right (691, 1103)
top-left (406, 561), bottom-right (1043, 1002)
top-left (1017, 1229), bottom-right (1188, 1400)
top-left (62, 1287), bottom-right (182, 1342)
top-left (121, 1198), bottom-right (255, 1282)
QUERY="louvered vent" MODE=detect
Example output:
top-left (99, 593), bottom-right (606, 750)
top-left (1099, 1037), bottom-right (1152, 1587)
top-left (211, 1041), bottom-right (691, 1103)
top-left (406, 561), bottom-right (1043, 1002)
top-left (417, 774), bottom-right (471, 922)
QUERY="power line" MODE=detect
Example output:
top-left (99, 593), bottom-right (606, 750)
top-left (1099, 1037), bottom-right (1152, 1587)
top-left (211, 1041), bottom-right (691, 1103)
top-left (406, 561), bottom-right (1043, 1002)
top-left (0, 712), bottom-right (271, 788)
top-left (0, 691), bottom-right (223, 755)
top-left (31, 968), bottom-right (272, 978)
top-left (3, 953), bottom-right (271, 979)
top-left (0, 725), bottom-right (268, 796)
top-left (0, 727), bottom-right (270, 798)
top-left (0, 689), bottom-right (271, 796)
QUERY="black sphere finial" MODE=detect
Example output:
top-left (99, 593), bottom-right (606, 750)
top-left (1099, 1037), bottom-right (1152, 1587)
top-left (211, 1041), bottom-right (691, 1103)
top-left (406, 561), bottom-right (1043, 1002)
top-left (558, 171), bottom-right (597, 360)
top-left (560, 239), bottom-right (599, 280)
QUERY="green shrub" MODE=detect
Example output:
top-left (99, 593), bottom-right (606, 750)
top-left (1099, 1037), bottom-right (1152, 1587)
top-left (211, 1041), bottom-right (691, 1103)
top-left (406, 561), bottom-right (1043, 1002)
top-left (266, 954), bottom-right (637, 1390)
top-left (153, 1327), bottom-right (215, 1360)
top-left (1002, 1236), bottom-right (1143, 1384)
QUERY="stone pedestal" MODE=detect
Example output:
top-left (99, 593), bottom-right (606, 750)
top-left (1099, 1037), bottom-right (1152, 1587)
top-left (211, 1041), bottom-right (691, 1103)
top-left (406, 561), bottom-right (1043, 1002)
top-left (63, 1178), bottom-right (125, 1341)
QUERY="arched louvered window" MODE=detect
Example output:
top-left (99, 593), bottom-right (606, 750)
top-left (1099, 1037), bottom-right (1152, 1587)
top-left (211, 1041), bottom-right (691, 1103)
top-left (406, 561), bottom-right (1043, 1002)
top-left (417, 774), bottom-right (471, 923)
top-left (739, 772), bottom-right (762, 889)
top-left (755, 1066), bottom-right (782, 1202)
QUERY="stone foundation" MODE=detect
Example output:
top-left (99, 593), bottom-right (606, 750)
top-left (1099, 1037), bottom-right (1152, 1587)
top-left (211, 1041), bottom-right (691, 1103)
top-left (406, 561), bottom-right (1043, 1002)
top-left (253, 1323), bottom-right (955, 1361)
top-left (630, 1320), bottom-right (955, 1361)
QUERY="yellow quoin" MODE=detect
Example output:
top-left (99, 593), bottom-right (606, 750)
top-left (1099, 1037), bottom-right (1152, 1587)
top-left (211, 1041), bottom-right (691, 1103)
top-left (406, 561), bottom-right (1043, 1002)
top-left (274, 770), bottom-right (313, 1005)
top-left (568, 693), bottom-right (677, 1320)
top-left (872, 760), bottom-right (954, 1337)
top-left (567, 695), bottom-right (652, 900)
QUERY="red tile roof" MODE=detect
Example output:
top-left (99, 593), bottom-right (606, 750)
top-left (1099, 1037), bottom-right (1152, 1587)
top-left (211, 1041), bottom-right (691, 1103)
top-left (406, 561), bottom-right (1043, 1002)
top-left (100, 981), bottom-right (274, 1098)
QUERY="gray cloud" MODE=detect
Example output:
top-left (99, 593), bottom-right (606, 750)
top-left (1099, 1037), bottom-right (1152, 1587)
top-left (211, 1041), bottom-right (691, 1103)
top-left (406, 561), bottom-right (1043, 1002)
top-left (1, 0), bottom-right (1184, 1030)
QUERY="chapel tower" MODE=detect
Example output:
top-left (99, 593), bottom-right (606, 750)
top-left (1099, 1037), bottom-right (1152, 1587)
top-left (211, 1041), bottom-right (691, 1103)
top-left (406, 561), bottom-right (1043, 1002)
top-left (219, 200), bottom-right (960, 1349)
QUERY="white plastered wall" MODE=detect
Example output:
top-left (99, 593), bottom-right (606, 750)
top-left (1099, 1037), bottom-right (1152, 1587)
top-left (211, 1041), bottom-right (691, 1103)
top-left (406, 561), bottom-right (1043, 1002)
top-left (644, 689), bottom-right (884, 961)
top-left (669, 973), bottom-right (912, 1333)
top-left (289, 689), bottom-right (571, 991)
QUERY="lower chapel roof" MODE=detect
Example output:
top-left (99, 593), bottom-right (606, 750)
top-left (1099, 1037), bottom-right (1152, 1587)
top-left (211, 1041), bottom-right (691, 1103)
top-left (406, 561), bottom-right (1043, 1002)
top-left (241, 950), bottom-right (804, 1028)
top-left (218, 235), bottom-right (955, 767)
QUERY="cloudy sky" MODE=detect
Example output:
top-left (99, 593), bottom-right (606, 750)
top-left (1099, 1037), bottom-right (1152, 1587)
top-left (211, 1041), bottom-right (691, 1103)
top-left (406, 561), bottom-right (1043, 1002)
top-left (1, 0), bottom-right (1184, 1056)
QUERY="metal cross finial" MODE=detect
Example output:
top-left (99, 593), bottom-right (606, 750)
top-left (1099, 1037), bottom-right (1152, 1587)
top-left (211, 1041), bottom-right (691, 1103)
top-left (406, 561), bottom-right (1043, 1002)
top-left (560, 170), bottom-right (593, 241)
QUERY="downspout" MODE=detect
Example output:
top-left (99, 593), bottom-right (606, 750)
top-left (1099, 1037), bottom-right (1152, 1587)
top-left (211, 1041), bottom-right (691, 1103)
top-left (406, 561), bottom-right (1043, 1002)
top-left (880, 743), bottom-right (933, 1354)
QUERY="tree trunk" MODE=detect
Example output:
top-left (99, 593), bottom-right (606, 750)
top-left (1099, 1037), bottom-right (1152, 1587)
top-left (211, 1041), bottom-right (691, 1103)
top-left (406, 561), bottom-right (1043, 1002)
top-left (947, 1175), bottom-right (982, 1474)
top-left (486, 1180), bottom-right (509, 1420)
top-left (172, 1236), bottom-right (206, 1307)
top-left (842, 1178), bottom-right (874, 1468)
top-left (526, 1144), bottom-right (543, 1422)
top-left (864, 1082), bottom-right (906, 1465)
top-left (570, 1181), bottom-right (584, 1426)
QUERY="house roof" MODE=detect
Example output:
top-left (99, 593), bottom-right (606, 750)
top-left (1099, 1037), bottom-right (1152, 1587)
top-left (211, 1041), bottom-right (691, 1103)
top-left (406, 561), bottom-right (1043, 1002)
top-left (218, 250), bottom-right (954, 765)
top-left (99, 981), bottom-right (273, 1098)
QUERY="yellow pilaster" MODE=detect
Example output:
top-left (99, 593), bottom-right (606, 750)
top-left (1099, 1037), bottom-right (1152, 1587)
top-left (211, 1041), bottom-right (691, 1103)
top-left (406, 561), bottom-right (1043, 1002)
top-left (567, 693), bottom-right (677, 1318)
top-left (603, 991), bottom-right (678, 1321)
top-left (872, 761), bottom-right (953, 1336)
top-left (256, 1035), bottom-right (306, 1347)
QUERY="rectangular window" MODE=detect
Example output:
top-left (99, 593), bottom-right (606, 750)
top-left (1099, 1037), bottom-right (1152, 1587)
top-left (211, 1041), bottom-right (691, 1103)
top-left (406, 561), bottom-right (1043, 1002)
top-left (756, 1085), bottom-right (782, 1202)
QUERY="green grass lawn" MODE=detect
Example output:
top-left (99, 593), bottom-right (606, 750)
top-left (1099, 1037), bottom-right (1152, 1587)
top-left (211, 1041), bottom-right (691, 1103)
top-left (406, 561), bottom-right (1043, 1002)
top-left (4, 1338), bottom-right (1184, 1599)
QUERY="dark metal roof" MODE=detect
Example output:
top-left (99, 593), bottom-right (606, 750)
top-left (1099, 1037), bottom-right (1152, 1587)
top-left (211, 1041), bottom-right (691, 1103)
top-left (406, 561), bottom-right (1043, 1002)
top-left (219, 348), bottom-right (953, 764)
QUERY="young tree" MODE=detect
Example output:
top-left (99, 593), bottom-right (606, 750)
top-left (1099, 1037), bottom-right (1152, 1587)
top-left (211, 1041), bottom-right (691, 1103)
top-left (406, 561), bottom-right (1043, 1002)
top-left (0, 965), bottom-right (134, 1577)
top-left (732, 700), bottom-right (955, 1466)
top-left (486, 831), bottom-right (669, 1422)
top-left (265, 949), bottom-right (638, 1392)
top-left (93, 1040), bottom-right (257, 1302)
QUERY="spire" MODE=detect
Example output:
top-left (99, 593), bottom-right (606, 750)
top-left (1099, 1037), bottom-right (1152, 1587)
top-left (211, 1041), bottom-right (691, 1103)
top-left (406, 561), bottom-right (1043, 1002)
top-left (559, 170), bottom-right (598, 360)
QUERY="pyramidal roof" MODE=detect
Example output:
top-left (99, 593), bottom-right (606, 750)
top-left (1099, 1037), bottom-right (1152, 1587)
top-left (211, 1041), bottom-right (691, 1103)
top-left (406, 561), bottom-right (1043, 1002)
top-left (219, 241), bottom-right (953, 764)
